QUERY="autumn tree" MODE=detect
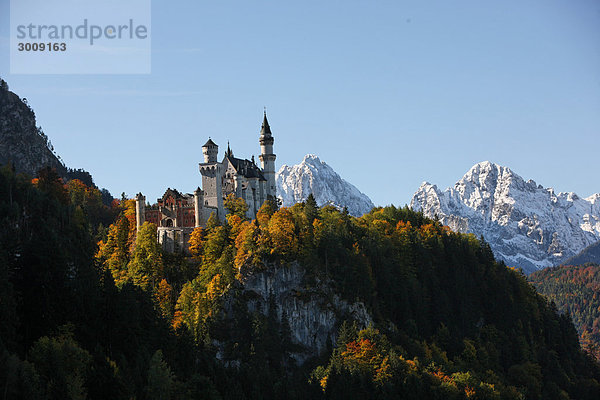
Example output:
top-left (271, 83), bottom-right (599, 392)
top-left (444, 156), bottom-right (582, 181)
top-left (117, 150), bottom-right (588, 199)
top-left (173, 281), bottom-right (202, 336)
top-left (201, 225), bottom-right (229, 271)
top-left (188, 226), bottom-right (205, 259)
top-left (156, 279), bottom-right (174, 321)
top-left (256, 200), bottom-right (275, 227)
top-left (234, 220), bottom-right (260, 270)
top-left (96, 216), bottom-right (132, 285)
top-left (267, 208), bottom-right (298, 259)
top-left (224, 193), bottom-right (248, 220)
top-left (128, 222), bottom-right (164, 290)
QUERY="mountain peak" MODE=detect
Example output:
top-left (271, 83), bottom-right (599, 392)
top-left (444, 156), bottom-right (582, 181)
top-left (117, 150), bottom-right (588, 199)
top-left (276, 154), bottom-right (374, 217)
top-left (472, 160), bottom-right (496, 169)
top-left (411, 162), bottom-right (600, 273)
top-left (302, 154), bottom-right (321, 163)
top-left (461, 161), bottom-right (514, 183)
top-left (464, 161), bottom-right (516, 176)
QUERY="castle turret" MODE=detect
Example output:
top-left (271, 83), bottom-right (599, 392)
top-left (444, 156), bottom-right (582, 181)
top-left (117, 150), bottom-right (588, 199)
top-left (199, 138), bottom-right (224, 220)
top-left (193, 187), bottom-right (203, 227)
top-left (202, 138), bottom-right (218, 163)
top-left (259, 112), bottom-right (276, 198)
top-left (135, 193), bottom-right (146, 231)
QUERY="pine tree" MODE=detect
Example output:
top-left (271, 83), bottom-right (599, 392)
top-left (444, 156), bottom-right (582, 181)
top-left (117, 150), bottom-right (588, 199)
top-left (146, 350), bottom-right (174, 400)
top-left (304, 193), bottom-right (319, 224)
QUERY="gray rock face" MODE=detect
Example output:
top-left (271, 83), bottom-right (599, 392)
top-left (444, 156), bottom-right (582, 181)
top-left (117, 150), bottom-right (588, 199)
top-left (410, 161), bottom-right (600, 274)
top-left (0, 86), bottom-right (66, 177)
top-left (276, 154), bottom-right (375, 217)
top-left (237, 262), bottom-right (372, 365)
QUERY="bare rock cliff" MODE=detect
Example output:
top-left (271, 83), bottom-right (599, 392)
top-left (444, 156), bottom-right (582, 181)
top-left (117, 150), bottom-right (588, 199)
top-left (0, 82), bottom-right (66, 177)
top-left (224, 262), bottom-right (372, 365)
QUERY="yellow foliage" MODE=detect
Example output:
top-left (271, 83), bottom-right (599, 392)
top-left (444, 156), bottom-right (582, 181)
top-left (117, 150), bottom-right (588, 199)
top-left (374, 355), bottom-right (392, 384)
top-left (404, 358), bottom-right (418, 372)
top-left (464, 385), bottom-right (476, 398)
top-left (234, 221), bottom-right (257, 270)
top-left (319, 375), bottom-right (328, 391)
top-left (371, 219), bottom-right (392, 235)
top-left (205, 274), bottom-right (227, 301)
top-left (156, 279), bottom-right (173, 320)
top-left (419, 223), bottom-right (438, 240)
top-left (224, 193), bottom-right (249, 219)
top-left (432, 368), bottom-right (457, 388)
top-left (172, 310), bottom-right (184, 331)
top-left (256, 201), bottom-right (274, 227)
top-left (267, 208), bottom-right (298, 257)
top-left (188, 226), bottom-right (205, 258)
top-left (226, 214), bottom-right (244, 238)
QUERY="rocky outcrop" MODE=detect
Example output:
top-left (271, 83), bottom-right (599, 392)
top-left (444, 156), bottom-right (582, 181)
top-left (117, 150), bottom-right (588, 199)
top-left (0, 83), bottom-right (66, 177)
top-left (231, 262), bottom-right (372, 365)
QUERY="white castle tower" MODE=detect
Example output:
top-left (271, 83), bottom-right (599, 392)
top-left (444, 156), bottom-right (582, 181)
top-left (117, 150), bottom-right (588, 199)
top-left (259, 112), bottom-right (277, 199)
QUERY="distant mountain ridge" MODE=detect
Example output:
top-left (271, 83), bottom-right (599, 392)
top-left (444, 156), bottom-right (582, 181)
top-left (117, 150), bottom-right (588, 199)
top-left (410, 161), bottom-right (600, 274)
top-left (562, 240), bottom-right (600, 267)
top-left (0, 78), bottom-right (67, 177)
top-left (276, 154), bottom-right (374, 217)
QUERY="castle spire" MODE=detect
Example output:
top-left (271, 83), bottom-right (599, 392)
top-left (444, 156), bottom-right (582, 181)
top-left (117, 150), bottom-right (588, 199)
top-left (260, 110), bottom-right (272, 137)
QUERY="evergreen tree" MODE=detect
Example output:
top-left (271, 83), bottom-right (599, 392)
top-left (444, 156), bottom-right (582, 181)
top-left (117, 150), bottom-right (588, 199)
top-left (29, 333), bottom-right (92, 400)
top-left (304, 193), bottom-right (319, 224)
top-left (146, 350), bottom-right (175, 400)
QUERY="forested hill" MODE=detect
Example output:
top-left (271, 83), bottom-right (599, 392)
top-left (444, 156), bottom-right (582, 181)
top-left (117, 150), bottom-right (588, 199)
top-left (1, 166), bottom-right (600, 399)
top-left (561, 241), bottom-right (600, 267)
top-left (529, 264), bottom-right (600, 362)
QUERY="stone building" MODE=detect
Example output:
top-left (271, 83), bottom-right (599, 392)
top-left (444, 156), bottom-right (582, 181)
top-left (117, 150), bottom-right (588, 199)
top-left (135, 112), bottom-right (277, 253)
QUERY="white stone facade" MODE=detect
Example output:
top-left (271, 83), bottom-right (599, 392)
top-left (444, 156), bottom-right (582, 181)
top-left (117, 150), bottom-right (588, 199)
top-left (135, 113), bottom-right (277, 253)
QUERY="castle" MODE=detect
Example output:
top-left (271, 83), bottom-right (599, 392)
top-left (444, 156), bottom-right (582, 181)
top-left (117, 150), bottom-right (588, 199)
top-left (135, 112), bottom-right (277, 253)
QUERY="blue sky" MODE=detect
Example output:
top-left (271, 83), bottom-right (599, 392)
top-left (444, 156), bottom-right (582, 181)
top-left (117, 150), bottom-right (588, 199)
top-left (1, 0), bottom-right (599, 207)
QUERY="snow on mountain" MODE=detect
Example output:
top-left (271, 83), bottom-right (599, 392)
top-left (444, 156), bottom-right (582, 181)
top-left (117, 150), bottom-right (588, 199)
top-left (276, 154), bottom-right (374, 217)
top-left (410, 161), bottom-right (600, 274)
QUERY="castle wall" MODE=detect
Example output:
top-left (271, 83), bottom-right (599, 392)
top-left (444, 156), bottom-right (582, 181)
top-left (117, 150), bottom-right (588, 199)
top-left (157, 227), bottom-right (194, 254)
top-left (199, 206), bottom-right (218, 226)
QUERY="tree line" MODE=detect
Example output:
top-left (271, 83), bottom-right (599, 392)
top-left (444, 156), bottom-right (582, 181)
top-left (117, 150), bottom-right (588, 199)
top-left (1, 166), bottom-right (599, 399)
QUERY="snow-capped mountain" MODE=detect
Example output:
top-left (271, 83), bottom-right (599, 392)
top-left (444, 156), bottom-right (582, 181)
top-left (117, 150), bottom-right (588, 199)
top-left (276, 154), bottom-right (374, 217)
top-left (410, 161), bottom-right (600, 274)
